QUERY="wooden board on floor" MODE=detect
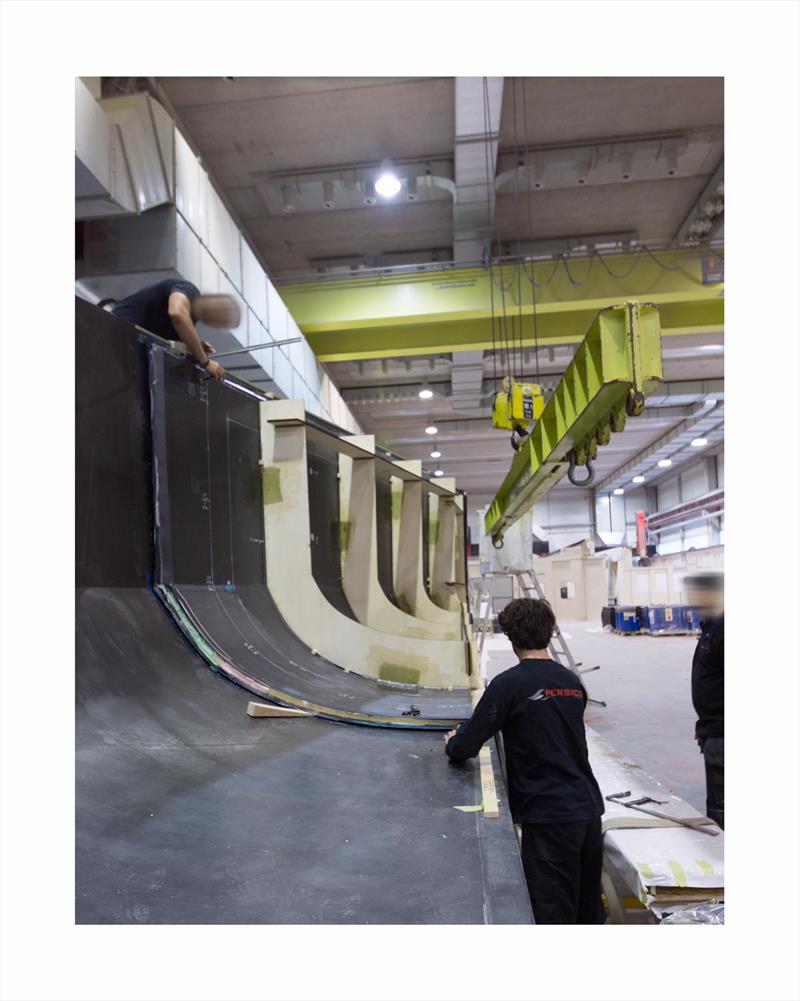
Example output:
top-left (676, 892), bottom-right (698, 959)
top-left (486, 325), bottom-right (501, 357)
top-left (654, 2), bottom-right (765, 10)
top-left (247, 701), bottom-right (311, 719)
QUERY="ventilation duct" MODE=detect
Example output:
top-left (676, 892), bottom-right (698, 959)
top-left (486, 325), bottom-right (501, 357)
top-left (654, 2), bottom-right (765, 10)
top-left (75, 79), bottom-right (175, 220)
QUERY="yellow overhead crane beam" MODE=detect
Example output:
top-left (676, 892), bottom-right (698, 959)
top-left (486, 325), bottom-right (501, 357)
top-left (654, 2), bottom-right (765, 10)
top-left (484, 302), bottom-right (664, 545)
top-left (278, 249), bottom-right (723, 362)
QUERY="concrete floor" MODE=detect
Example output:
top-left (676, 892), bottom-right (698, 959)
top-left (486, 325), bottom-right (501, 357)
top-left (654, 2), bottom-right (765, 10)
top-left (483, 621), bottom-right (706, 813)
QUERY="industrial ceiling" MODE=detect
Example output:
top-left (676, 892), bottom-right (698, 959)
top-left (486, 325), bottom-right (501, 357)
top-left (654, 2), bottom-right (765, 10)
top-left (146, 75), bottom-right (724, 502)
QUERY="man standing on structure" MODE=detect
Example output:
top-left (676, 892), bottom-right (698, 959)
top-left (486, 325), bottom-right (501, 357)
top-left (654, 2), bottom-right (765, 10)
top-left (443, 597), bottom-right (605, 924)
top-left (105, 278), bottom-right (240, 382)
top-left (687, 573), bottom-right (725, 829)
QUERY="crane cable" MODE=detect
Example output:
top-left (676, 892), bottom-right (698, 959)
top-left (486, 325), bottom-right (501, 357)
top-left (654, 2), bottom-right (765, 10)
top-left (510, 77), bottom-right (526, 381)
top-left (482, 77), bottom-right (513, 390)
top-left (521, 77), bottom-right (542, 385)
top-left (481, 77), bottom-right (501, 394)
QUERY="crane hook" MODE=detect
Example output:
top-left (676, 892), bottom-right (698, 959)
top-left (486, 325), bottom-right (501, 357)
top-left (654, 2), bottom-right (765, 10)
top-left (567, 451), bottom-right (595, 487)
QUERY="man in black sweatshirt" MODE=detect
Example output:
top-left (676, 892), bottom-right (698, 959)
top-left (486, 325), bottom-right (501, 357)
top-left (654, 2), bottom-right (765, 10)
top-left (687, 573), bottom-right (724, 829)
top-left (444, 597), bottom-right (605, 924)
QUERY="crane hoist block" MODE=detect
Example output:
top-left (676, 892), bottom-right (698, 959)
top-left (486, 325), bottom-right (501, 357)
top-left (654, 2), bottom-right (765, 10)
top-left (491, 378), bottom-right (545, 431)
top-left (484, 302), bottom-right (663, 544)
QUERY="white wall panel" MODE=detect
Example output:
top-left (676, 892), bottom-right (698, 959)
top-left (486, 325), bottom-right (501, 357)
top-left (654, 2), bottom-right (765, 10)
top-left (175, 212), bottom-right (201, 288)
top-left (684, 523), bottom-right (712, 550)
top-left (199, 244), bottom-right (220, 294)
top-left (267, 279), bottom-right (288, 342)
top-left (174, 130), bottom-right (208, 244)
top-left (303, 344), bottom-right (321, 396)
top-left (318, 372), bottom-right (332, 416)
top-left (657, 475), bottom-right (680, 511)
top-left (658, 529), bottom-right (682, 555)
top-left (680, 460), bottom-right (710, 501)
top-left (287, 316), bottom-right (305, 376)
top-left (271, 346), bottom-right (292, 399)
top-left (247, 308), bottom-right (267, 349)
top-left (241, 238), bottom-right (268, 329)
top-left (218, 273), bottom-right (247, 344)
top-left (250, 346), bottom-right (274, 382)
top-left (207, 186), bottom-right (242, 291)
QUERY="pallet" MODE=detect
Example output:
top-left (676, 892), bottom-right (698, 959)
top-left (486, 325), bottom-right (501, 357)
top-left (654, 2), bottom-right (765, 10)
top-left (612, 630), bottom-right (698, 638)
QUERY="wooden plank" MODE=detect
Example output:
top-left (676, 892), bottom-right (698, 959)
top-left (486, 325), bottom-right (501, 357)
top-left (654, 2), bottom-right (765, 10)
top-left (247, 701), bottom-right (311, 719)
top-left (479, 746), bottom-right (500, 818)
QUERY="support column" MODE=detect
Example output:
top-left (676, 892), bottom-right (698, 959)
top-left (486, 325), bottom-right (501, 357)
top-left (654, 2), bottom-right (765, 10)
top-left (339, 437), bottom-right (459, 640)
top-left (394, 464), bottom-right (460, 625)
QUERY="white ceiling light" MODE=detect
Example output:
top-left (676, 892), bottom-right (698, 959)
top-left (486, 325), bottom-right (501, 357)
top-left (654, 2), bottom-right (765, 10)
top-left (434, 469), bottom-right (444, 477)
top-left (699, 344), bottom-right (722, 351)
top-left (613, 488), bottom-right (625, 496)
top-left (322, 180), bottom-right (335, 210)
top-left (657, 458), bottom-right (672, 468)
top-left (418, 387), bottom-right (434, 400)
top-left (703, 398), bottom-right (717, 408)
top-left (691, 437), bottom-right (708, 448)
top-left (425, 425), bottom-right (438, 435)
top-left (375, 163), bottom-right (402, 199)
top-left (632, 475), bottom-right (646, 484)
top-left (430, 449), bottom-right (442, 459)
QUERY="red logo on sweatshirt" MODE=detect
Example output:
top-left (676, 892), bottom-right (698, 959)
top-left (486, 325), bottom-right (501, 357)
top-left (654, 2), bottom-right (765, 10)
top-left (529, 687), bottom-right (583, 702)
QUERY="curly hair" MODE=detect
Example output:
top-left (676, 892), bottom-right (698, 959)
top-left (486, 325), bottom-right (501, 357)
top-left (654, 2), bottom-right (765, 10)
top-left (497, 597), bottom-right (555, 652)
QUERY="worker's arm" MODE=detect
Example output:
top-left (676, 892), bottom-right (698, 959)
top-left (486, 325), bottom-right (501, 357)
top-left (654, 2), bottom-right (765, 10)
top-left (167, 292), bottom-right (226, 382)
top-left (444, 679), bottom-right (510, 763)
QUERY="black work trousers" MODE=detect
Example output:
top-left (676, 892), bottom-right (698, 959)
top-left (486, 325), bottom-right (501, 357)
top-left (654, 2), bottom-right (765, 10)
top-left (520, 817), bottom-right (606, 924)
top-left (700, 736), bottom-right (724, 829)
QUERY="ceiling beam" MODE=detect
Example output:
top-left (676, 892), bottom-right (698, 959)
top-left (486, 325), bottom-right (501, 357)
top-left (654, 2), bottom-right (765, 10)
top-left (279, 250), bottom-right (723, 361)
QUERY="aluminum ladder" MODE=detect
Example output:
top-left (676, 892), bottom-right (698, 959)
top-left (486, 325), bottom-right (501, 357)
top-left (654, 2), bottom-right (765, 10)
top-left (512, 569), bottom-right (606, 708)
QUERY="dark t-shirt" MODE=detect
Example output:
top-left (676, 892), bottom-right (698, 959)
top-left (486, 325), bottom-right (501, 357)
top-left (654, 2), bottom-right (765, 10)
top-left (446, 659), bottom-right (604, 824)
top-left (111, 279), bottom-right (200, 339)
top-left (691, 615), bottom-right (724, 739)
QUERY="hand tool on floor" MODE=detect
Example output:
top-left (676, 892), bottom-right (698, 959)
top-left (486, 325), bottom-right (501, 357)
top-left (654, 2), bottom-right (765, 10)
top-left (605, 790), bottom-right (719, 836)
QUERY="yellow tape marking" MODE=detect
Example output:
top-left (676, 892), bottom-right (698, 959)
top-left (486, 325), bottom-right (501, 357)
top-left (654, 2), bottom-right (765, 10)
top-left (696, 859), bottom-right (714, 876)
top-left (637, 862), bottom-right (654, 879)
top-left (668, 859), bottom-right (688, 887)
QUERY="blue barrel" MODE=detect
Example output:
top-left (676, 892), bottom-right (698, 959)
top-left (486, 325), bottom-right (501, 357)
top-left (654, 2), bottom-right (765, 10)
top-left (615, 607), bottom-right (641, 633)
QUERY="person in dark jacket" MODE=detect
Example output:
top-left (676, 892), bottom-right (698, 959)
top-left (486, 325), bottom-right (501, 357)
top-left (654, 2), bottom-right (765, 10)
top-left (106, 278), bottom-right (240, 382)
top-left (444, 597), bottom-right (605, 924)
top-left (687, 572), bottom-right (724, 829)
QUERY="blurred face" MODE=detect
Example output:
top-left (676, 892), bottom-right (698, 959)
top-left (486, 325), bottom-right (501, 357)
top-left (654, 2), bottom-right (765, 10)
top-left (687, 583), bottom-right (724, 617)
top-left (193, 295), bottom-right (240, 329)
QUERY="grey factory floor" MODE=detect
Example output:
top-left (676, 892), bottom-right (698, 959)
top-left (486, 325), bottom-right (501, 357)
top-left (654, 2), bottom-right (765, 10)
top-left (483, 620), bottom-right (706, 812)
